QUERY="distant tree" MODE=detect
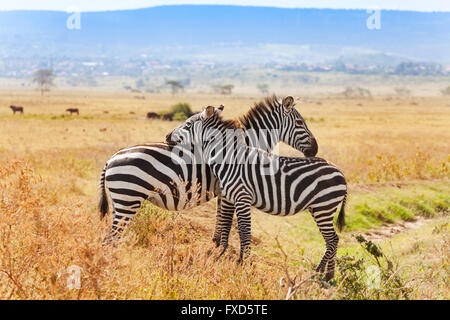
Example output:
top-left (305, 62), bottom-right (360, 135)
top-left (440, 86), bottom-right (450, 96)
top-left (342, 86), bottom-right (371, 98)
top-left (394, 87), bottom-right (411, 96)
top-left (257, 83), bottom-right (269, 95)
top-left (86, 76), bottom-right (98, 87)
top-left (135, 78), bottom-right (145, 88)
top-left (166, 80), bottom-right (184, 95)
top-left (33, 69), bottom-right (54, 95)
top-left (342, 87), bottom-right (355, 97)
top-left (357, 87), bottom-right (372, 97)
top-left (212, 84), bottom-right (234, 95)
top-left (213, 84), bottom-right (234, 95)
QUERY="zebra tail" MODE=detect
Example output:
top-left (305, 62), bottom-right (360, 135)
top-left (98, 163), bottom-right (109, 219)
top-left (337, 193), bottom-right (347, 232)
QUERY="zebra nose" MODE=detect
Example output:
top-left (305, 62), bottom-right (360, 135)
top-left (165, 132), bottom-right (173, 143)
top-left (304, 138), bottom-right (318, 157)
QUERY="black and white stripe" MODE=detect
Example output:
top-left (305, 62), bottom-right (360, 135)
top-left (167, 106), bottom-right (347, 280)
top-left (99, 95), bottom-right (318, 242)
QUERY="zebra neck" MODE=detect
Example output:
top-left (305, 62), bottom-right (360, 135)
top-left (206, 141), bottom-right (277, 179)
top-left (240, 113), bottom-right (281, 152)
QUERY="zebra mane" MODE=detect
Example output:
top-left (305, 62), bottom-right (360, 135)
top-left (214, 115), bottom-right (242, 130)
top-left (238, 94), bottom-right (282, 129)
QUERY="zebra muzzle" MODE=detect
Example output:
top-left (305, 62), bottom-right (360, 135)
top-left (304, 138), bottom-right (318, 157)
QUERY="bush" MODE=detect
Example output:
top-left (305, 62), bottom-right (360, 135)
top-left (394, 87), bottom-right (411, 96)
top-left (441, 86), bottom-right (450, 96)
top-left (342, 87), bottom-right (372, 98)
top-left (169, 103), bottom-right (192, 117)
top-left (335, 235), bottom-right (412, 299)
top-left (173, 112), bottom-right (188, 121)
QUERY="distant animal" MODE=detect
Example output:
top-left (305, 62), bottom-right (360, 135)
top-left (10, 105), bottom-right (24, 114)
top-left (66, 108), bottom-right (79, 115)
top-left (162, 113), bottom-right (173, 121)
top-left (146, 112), bottom-right (160, 119)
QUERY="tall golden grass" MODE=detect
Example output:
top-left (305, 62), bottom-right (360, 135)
top-left (0, 91), bottom-right (448, 299)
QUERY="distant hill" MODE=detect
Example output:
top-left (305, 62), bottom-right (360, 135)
top-left (0, 5), bottom-right (449, 63)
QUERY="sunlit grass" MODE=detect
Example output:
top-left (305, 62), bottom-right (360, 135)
top-left (0, 90), bottom-right (449, 299)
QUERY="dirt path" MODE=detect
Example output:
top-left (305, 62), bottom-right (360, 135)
top-left (359, 216), bottom-right (429, 242)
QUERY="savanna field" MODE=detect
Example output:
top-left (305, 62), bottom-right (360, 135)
top-left (0, 90), bottom-right (449, 299)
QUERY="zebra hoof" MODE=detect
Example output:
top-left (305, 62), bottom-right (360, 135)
top-left (315, 264), bottom-right (326, 274)
top-left (324, 271), bottom-right (335, 282)
top-left (102, 236), bottom-right (113, 247)
top-left (212, 237), bottom-right (220, 247)
top-left (218, 244), bottom-right (228, 257)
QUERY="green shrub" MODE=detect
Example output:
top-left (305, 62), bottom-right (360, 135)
top-left (173, 112), bottom-right (188, 121)
top-left (169, 103), bottom-right (192, 117)
top-left (335, 235), bottom-right (412, 300)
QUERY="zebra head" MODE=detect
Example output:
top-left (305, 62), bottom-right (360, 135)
top-left (238, 95), bottom-right (318, 157)
top-left (166, 105), bottom-right (225, 147)
top-left (279, 96), bottom-right (318, 157)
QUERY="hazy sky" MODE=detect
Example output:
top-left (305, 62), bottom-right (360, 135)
top-left (1, 0), bottom-right (449, 12)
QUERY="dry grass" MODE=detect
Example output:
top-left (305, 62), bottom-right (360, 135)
top-left (0, 90), bottom-right (449, 299)
top-left (0, 159), bottom-right (328, 299)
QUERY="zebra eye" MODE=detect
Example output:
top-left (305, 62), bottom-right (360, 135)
top-left (296, 119), bottom-right (304, 126)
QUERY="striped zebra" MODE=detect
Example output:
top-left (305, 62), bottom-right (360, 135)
top-left (99, 95), bottom-right (318, 243)
top-left (167, 106), bottom-right (347, 280)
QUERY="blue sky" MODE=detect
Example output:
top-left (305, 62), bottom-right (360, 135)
top-left (1, 0), bottom-right (449, 12)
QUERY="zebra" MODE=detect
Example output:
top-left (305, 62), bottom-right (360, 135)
top-left (99, 95), bottom-right (318, 244)
top-left (166, 106), bottom-right (347, 280)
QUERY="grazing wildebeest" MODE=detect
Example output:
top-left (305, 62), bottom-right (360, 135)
top-left (162, 113), bottom-right (173, 121)
top-left (10, 105), bottom-right (24, 114)
top-left (146, 112), bottom-right (160, 119)
top-left (66, 108), bottom-right (79, 115)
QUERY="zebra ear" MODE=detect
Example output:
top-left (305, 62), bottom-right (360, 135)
top-left (202, 105), bottom-right (215, 119)
top-left (282, 96), bottom-right (295, 112)
top-left (217, 104), bottom-right (225, 114)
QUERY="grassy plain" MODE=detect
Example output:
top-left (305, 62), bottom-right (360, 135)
top-left (0, 90), bottom-right (448, 299)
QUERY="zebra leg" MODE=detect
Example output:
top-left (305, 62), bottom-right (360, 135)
top-left (212, 196), bottom-right (222, 247)
top-left (234, 196), bottom-right (253, 262)
top-left (311, 206), bottom-right (340, 281)
top-left (217, 199), bottom-right (236, 254)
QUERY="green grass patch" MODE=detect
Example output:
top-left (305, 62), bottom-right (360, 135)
top-left (345, 181), bottom-right (450, 231)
